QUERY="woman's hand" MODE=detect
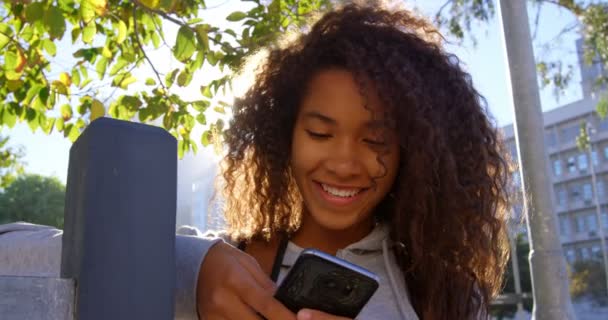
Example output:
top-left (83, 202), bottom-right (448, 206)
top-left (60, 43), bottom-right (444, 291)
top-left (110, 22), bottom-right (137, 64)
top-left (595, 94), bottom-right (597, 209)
top-left (296, 309), bottom-right (352, 320)
top-left (197, 242), bottom-right (296, 320)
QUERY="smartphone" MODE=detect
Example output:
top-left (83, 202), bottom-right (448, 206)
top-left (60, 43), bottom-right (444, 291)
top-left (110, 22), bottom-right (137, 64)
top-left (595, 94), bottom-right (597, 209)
top-left (274, 248), bottom-right (380, 318)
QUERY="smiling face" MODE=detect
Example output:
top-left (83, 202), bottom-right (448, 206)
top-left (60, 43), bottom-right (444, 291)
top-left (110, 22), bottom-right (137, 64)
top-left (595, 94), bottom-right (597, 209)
top-left (291, 68), bottom-right (400, 239)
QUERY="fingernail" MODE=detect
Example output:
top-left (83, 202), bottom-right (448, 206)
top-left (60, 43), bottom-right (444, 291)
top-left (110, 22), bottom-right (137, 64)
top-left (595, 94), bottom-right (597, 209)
top-left (297, 309), bottom-right (312, 320)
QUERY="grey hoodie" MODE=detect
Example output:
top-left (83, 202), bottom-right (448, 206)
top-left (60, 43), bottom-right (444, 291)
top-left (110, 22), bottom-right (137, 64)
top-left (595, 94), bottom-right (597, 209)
top-left (0, 222), bottom-right (418, 319)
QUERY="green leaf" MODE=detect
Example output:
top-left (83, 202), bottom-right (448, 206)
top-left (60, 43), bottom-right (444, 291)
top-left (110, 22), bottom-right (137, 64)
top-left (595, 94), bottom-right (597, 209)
top-left (25, 2), bottom-right (44, 24)
top-left (116, 20), bottom-right (127, 44)
top-left (4, 51), bottom-right (18, 71)
top-left (178, 139), bottom-right (186, 159)
top-left (174, 26), bottom-right (196, 62)
top-left (116, 75), bottom-right (137, 89)
top-left (201, 130), bottom-right (211, 146)
top-left (44, 6), bottom-right (66, 40)
top-left (26, 109), bottom-right (39, 132)
top-left (145, 78), bottom-right (156, 86)
top-left (166, 68), bottom-right (179, 88)
top-left (2, 109), bottom-right (17, 128)
top-left (72, 68), bottom-right (81, 87)
top-left (192, 99), bottom-right (209, 111)
top-left (196, 113), bottom-right (206, 125)
top-left (52, 81), bottom-right (69, 95)
top-left (194, 24), bottom-right (209, 51)
top-left (177, 70), bottom-right (192, 87)
top-left (109, 57), bottom-right (129, 76)
top-left (201, 86), bottom-right (212, 98)
top-left (82, 21), bottom-right (96, 44)
top-left (226, 11), bottom-right (247, 22)
top-left (96, 56), bottom-right (109, 79)
top-left (55, 117), bottom-right (64, 131)
top-left (6, 80), bottom-right (22, 92)
top-left (151, 31), bottom-right (160, 48)
top-left (81, 0), bottom-right (95, 23)
top-left (0, 33), bottom-right (9, 50)
top-left (61, 104), bottom-right (73, 120)
top-left (38, 86), bottom-right (50, 105)
top-left (597, 97), bottom-right (608, 119)
top-left (42, 39), bottom-right (57, 56)
top-left (90, 99), bottom-right (105, 121)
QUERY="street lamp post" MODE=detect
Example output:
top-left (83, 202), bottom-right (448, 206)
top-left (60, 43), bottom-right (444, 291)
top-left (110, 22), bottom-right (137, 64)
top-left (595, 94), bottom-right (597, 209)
top-left (497, 1), bottom-right (577, 319)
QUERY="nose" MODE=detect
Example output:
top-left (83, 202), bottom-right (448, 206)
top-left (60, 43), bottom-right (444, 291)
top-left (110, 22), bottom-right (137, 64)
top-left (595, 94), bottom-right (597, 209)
top-left (325, 139), bottom-right (364, 178)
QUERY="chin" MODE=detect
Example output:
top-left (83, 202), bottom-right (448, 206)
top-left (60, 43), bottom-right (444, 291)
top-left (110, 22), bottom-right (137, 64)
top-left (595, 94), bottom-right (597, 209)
top-left (309, 208), bottom-right (370, 232)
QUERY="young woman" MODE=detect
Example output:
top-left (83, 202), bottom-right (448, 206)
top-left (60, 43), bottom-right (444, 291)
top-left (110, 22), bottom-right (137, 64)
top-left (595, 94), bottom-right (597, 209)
top-left (180, 3), bottom-right (512, 320)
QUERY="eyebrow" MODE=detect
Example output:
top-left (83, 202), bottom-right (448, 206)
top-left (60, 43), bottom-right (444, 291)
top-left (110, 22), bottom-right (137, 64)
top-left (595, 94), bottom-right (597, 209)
top-left (302, 111), bottom-right (337, 125)
top-left (302, 110), bottom-right (390, 129)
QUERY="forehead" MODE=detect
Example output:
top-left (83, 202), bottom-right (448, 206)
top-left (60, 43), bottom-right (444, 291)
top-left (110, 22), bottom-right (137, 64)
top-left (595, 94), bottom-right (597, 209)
top-left (299, 69), bottom-right (388, 125)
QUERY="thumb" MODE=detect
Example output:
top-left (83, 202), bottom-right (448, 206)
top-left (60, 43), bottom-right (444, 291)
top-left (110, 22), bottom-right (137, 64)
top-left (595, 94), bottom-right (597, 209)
top-left (297, 309), bottom-right (352, 320)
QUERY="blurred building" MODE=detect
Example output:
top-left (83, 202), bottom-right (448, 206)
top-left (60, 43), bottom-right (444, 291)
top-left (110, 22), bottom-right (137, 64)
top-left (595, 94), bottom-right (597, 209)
top-left (502, 39), bottom-right (608, 264)
top-left (176, 147), bottom-right (225, 233)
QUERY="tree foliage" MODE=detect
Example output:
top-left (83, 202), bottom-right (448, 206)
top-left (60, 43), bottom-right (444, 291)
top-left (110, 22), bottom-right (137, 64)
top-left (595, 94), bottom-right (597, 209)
top-left (569, 259), bottom-right (608, 305)
top-left (0, 0), bottom-right (330, 157)
top-left (435, 0), bottom-right (608, 112)
top-left (0, 174), bottom-right (65, 229)
top-left (0, 134), bottom-right (24, 188)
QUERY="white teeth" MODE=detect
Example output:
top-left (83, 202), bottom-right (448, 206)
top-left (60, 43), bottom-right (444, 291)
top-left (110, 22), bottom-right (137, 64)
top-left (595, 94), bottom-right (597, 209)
top-left (321, 184), bottom-right (361, 198)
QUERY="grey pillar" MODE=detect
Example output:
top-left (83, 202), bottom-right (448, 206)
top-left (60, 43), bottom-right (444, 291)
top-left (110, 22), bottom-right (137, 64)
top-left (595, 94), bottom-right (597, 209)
top-left (497, 1), bottom-right (577, 319)
top-left (61, 117), bottom-right (177, 320)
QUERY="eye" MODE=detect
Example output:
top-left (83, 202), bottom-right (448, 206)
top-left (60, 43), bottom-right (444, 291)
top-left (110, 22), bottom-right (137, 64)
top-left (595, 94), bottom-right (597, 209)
top-left (306, 130), bottom-right (331, 139)
top-left (363, 138), bottom-right (386, 146)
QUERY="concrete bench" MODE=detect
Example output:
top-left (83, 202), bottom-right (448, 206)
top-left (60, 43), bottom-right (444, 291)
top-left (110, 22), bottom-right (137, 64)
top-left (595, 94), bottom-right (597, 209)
top-left (0, 118), bottom-right (177, 320)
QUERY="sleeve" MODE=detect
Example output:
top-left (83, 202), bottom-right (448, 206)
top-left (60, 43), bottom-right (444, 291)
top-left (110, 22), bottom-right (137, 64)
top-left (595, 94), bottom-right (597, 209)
top-left (174, 228), bottom-right (227, 320)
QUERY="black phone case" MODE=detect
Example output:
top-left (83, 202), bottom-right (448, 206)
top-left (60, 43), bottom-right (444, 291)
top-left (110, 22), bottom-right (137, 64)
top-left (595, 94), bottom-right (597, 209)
top-left (274, 253), bottom-right (379, 318)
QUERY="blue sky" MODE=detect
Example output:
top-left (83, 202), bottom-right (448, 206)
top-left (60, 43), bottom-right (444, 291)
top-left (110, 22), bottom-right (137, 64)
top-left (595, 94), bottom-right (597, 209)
top-left (4, 0), bottom-right (582, 183)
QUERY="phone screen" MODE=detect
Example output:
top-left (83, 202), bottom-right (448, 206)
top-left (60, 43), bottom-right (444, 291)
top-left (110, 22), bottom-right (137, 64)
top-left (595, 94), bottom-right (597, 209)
top-left (274, 249), bottom-right (379, 318)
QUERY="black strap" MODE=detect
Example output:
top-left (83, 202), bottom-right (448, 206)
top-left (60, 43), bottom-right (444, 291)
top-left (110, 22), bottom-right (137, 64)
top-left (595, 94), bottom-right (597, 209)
top-left (236, 235), bottom-right (289, 283)
top-left (270, 235), bottom-right (289, 282)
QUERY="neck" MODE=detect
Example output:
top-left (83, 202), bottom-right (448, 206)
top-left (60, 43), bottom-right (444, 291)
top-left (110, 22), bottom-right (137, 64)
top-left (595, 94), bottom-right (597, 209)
top-left (291, 211), bottom-right (375, 255)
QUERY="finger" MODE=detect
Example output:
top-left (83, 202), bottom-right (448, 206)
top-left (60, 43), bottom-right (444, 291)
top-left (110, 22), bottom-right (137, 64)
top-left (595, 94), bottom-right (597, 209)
top-left (297, 309), bottom-right (352, 320)
top-left (205, 288), bottom-right (261, 320)
top-left (236, 251), bottom-right (277, 291)
top-left (237, 277), bottom-right (296, 320)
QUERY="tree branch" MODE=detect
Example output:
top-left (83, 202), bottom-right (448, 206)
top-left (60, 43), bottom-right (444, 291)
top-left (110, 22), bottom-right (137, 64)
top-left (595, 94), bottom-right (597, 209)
top-left (132, 6), bottom-right (168, 94)
top-left (131, 0), bottom-right (222, 46)
top-left (437, 0), bottom-right (454, 17)
top-left (538, 0), bottom-right (584, 16)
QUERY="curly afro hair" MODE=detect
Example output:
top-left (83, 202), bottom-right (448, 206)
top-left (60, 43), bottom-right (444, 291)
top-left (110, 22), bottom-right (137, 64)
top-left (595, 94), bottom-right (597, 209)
top-left (221, 3), bottom-right (512, 319)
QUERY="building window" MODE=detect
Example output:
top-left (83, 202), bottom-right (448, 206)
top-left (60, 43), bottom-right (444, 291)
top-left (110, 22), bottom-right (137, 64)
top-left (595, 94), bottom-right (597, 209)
top-left (553, 159), bottom-right (562, 176)
top-left (587, 214), bottom-right (597, 232)
top-left (602, 211), bottom-right (608, 229)
top-left (570, 184), bottom-right (581, 201)
top-left (598, 181), bottom-right (605, 200)
top-left (592, 245), bottom-right (601, 259)
top-left (604, 146), bottom-right (608, 160)
top-left (568, 156), bottom-right (577, 173)
top-left (579, 154), bottom-right (588, 171)
top-left (557, 188), bottom-right (567, 206)
top-left (561, 125), bottom-right (580, 144)
top-left (560, 216), bottom-right (570, 236)
top-left (576, 215), bottom-right (586, 233)
top-left (566, 249), bottom-right (576, 263)
top-left (582, 247), bottom-right (591, 260)
top-left (583, 183), bottom-right (593, 201)
top-left (545, 132), bottom-right (557, 147)
top-left (592, 150), bottom-right (599, 167)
